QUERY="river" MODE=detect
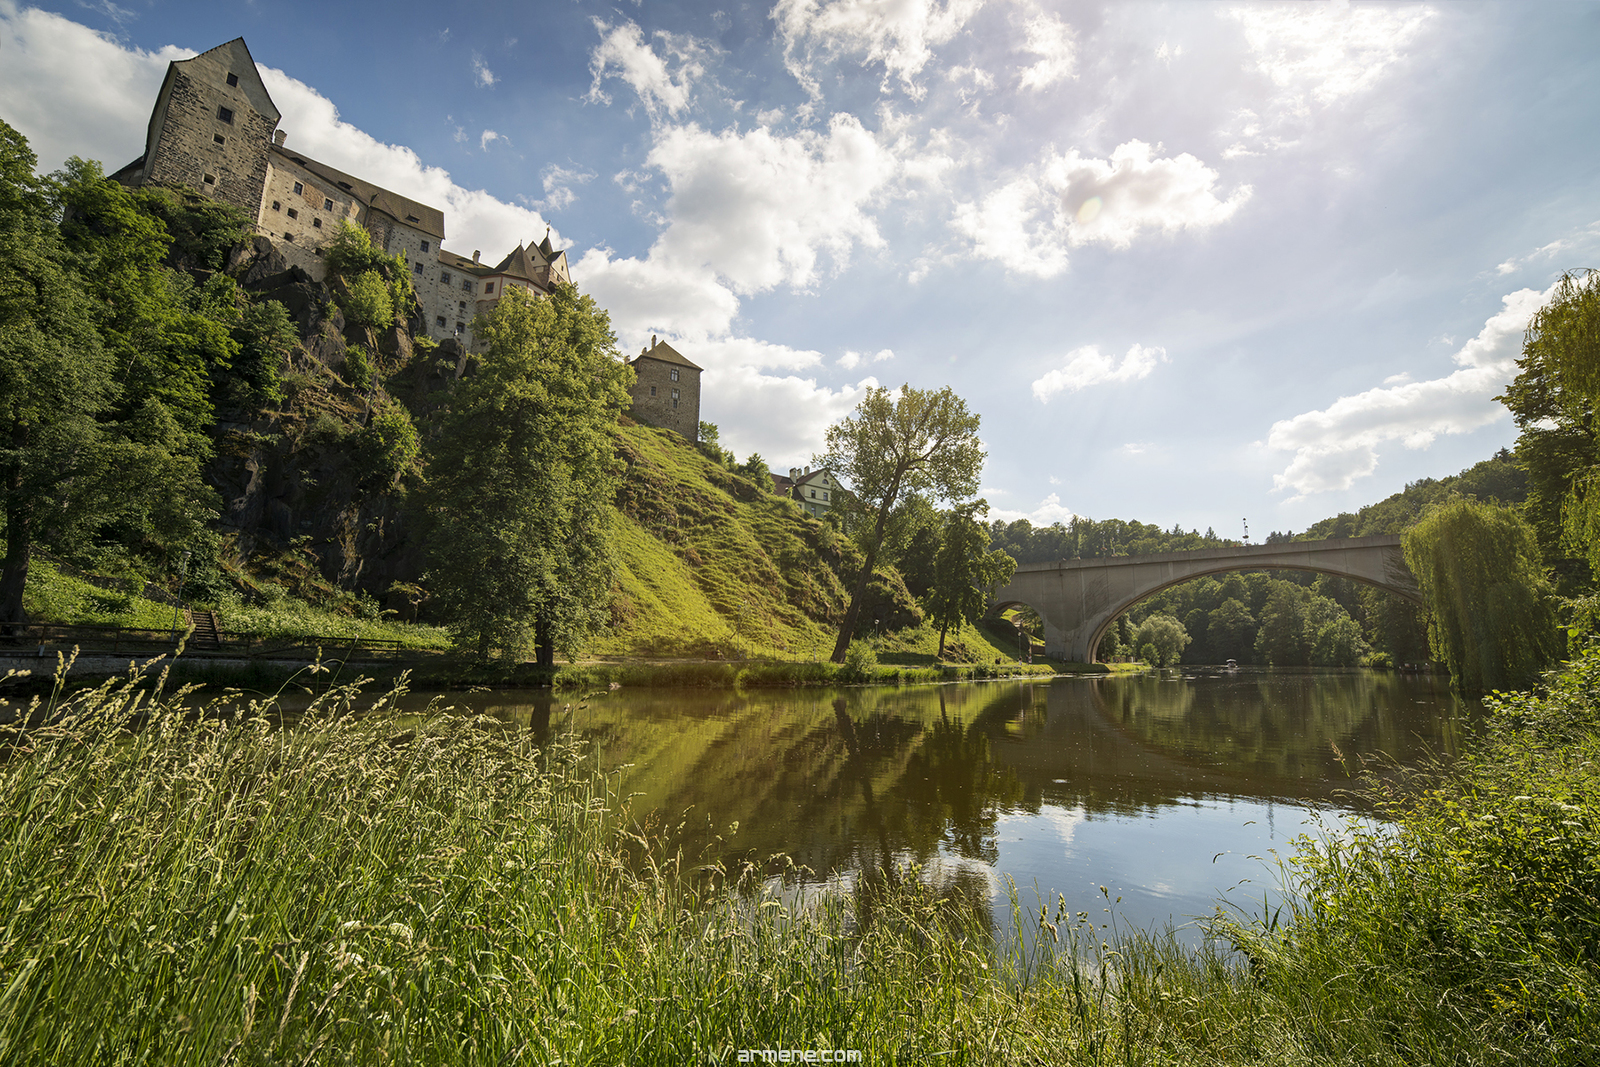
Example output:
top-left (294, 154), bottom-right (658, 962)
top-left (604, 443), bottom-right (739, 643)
top-left (398, 667), bottom-right (1469, 941)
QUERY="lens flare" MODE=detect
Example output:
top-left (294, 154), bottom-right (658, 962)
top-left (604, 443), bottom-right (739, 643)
top-left (1076, 196), bottom-right (1103, 223)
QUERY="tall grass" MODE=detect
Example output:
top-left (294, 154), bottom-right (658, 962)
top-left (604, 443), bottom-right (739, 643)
top-left (3, 655), bottom-right (1598, 1064)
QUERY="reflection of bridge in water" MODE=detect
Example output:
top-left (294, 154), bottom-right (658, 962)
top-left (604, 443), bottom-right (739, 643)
top-left (991, 535), bottom-right (1424, 662)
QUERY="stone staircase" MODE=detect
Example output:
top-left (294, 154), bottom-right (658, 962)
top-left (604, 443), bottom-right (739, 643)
top-left (184, 608), bottom-right (223, 650)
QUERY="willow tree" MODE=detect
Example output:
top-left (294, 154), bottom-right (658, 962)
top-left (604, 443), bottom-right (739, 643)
top-left (818, 385), bottom-right (984, 663)
top-left (422, 286), bottom-right (632, 664)
top-left (1402, 497), bottom-right (1560, 691)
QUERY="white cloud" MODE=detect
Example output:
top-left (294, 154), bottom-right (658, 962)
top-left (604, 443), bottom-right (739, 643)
top-left (1267, 285), bottom-right (1553, 498)
top-left (479, 129), bottom-right (503, 151)
top-left (1494, 222), bottom-right (1600, 276)
top-left (0, 2), bottom-right (188, 171)
top-left (587, 18), bottom-right (707, 121)
top-left (1017, 12), bottom-right (1076, 90)
top-left (953, 141), bottom-right (1251, 277)
top-left (837, 348), bottom-right (893, 369)
top-left (1031, 344), bottom-right (1167, 400)
top-left (773, 0), bottom-right (985, 100)
top-left (709, 368), bottom-right (881, 465)
top-left (1226, 2), bottom-right (1434, 113)
top-left (533, 164), bottom-right (595, 212)
top-left (582, 113), bottom-right (896, 344)
top-left (471, 53), bottom-right (497, 87)
top-left (990, 492), bottom-right (1077, 526)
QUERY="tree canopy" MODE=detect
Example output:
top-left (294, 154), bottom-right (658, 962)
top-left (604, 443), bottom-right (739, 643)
top-left (421, 285), bottom-right (632, 663)
top-left (926, 501), bottom-right (1016, 659)
top-left (818, 384), bottom-right (984, 662)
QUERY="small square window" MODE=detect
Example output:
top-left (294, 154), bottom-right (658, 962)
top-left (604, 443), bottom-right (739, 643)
top-left (293, 181), bottom-right (303, 195)
top-left (458, 301), bottom-right (466, 312)
top-left (284, 232), bottom-right (295, 242)
top-left (286, 207), bottom-right (298, 219)
top-left (672, 388), bottom-right (679, 400)
top-left (323, 198), bottom-right (333, 211)
top-left (809, 489), bottom-right (816, 499)
top-left (462, 280), bottom-right (473, 292)
top-left (217, 106), bottom-right (234, 124)
top-left (271, 201), bottom-right (281, 211)
top-left (441, 271), bottom-right (452, 285)
top-left (435, 316), bottom-right (446, 327)
top-left (226, 72), bottom-right (239, 87)
top-left (485, 283), bottom-right (495, 295)
top-left (670, 368), bottom-right (679, 381)
top-left (312, 218), bottom-right (322, 229)
top-left (421, 241), bottom-right (430, 252)
top-left (455, 321), bottom-right (466, 333)
top-left (202, 173), bottom-right (216, 185)
top-left (413, 261), bottom-right (423, 273)
top-left (213, 133), bottom-right (226, 146)
top-left (650, 386), bottom-right (656, 397)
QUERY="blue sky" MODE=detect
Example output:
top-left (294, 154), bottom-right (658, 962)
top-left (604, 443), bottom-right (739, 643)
top-left (3, 0), bottom-right (1598, 537)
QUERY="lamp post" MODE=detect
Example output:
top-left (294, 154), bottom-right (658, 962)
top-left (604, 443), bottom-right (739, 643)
top-left (1014, 616), bottom-right (1025, 663)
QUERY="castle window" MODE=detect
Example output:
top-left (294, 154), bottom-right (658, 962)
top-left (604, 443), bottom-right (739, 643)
top-left (809, 490), bottom-right (816, 499)
top-left (226, 72), bottom-right (239, 87)
top-left (283, 232), bottom-right (294, 241)
top-left (312, 218), bottom-right (322, 229)
top-left (435, 316), bottom-right (446, 327)
top-left (455, 321), bottom-right (466, 333)
top-left (213, 134), bottom-right (226, 146)
top-left (461, 280), bottom-right (473, 292)
top-left (286, 208), bottom-right (298, 219)
top-left (406, 215), bottom-right (420, 223)
top-left (485, 283), bottom-right (495, 295)
top-left (420, 241), bottom-right (430, 252)
top-left (323, 198), bottom-right (333, 211)
top-left (458, 301), bottom-right (466, 312)
top-left (217, 106), bottom-right (234, 124)
top-left (670, 368), bottom-right (679, 382)
top-left (650, 386), bottom-right (656, 397)
top-left (202, 173), bottom-right (216, 185)
top-left (441, 272), bottom-right (451, 285)
top-left (293, 181), bottom-right (303, 195)
top-left (271, 201), bottom-right (281, 211)
top-left (823, 491), bottom-right (829, 501)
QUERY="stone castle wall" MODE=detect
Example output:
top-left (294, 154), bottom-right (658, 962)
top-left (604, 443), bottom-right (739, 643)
top-left (145, 53), bottom-right (274, 217)
top-left (628, 357), bottom-right (700, 442)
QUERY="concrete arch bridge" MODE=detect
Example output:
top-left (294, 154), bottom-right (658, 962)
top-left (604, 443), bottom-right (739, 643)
top-left (991, 535), bottom-right (1423, 663)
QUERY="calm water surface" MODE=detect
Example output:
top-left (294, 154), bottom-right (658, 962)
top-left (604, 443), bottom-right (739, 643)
top-left (415, 669), bottom-right (1468, 937)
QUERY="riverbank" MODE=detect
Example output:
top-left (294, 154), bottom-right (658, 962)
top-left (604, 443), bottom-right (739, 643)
top-left (2, 655), bottom-right (1594, 1063)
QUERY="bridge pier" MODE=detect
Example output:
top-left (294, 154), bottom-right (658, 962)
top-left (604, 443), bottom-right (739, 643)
top-left (992, 535), bottom-right (1423, 663)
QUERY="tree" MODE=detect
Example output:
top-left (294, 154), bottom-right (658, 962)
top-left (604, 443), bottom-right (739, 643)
top-left (818, 385), bottom-right (984, 662)
top-left (1255, 584), bottom-right (1311, 666)
top-left (926, 501), bottom-right (1016, 658)
top-left (1134, 614), bottom-right (1190, 667)
top-left (1207, 598), bottom-right (1256, 662)
top-left (421, 285), bottom-right (632, 664)
top-left (1403, 497), bottom-right (1560, 691)
top-left (0, 128), bottom-right (116, 624)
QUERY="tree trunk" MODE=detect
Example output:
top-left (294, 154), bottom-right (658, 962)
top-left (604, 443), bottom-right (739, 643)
top-left (0, 500), bottom-right (31, 631)
top-left (830, 474), bottom-right (903, 663)
top-left (937, 620), bottom-right (948, 659)
top-left (535, 612), bottom-right (555, 669)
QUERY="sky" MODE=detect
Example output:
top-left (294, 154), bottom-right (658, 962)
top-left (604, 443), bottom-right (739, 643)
top-left (3, 0), bottom-right (1598, 538)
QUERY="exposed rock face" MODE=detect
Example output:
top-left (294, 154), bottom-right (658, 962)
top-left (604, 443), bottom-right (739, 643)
top-left (207, 239), bottom-right (441, 608)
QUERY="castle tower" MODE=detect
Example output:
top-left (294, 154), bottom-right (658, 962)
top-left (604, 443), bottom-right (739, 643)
top-left (625, 337), bottom-right (702, 443)
top-left (126, 38), bottom-right (280, 216)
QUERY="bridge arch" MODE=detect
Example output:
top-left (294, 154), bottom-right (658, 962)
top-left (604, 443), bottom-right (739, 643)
top-left (989, 535), bottom-right (1422, 663)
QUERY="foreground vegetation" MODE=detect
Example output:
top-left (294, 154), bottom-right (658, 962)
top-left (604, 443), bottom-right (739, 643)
top-left (1, 650), bottom-right (1594, 1064)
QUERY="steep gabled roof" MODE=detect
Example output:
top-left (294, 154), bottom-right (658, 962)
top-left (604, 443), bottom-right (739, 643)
top-left (628, 338), bottom-right (702, 371)
top-left (270, 145), bottom-right (445, 239)
top-left (489, 242), bottom-right (552, 285)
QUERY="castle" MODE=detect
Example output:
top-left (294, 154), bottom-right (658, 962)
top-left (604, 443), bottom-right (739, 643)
top-left (111, 36), bottom-right (686, 415)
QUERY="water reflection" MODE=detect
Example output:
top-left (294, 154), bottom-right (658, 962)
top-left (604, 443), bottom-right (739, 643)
top-left (418, 670), bottom-right (1468, 935)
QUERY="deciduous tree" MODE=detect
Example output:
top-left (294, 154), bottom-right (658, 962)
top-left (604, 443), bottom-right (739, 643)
top-left (422, 286), bottom-right (632, 663)
top-left (926, 501), bottom-right (1016, 658)
top-left (818, 385), bottom-right (984, 662)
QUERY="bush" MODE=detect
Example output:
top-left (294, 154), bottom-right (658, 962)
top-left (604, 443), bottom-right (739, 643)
top-left (343, 271), bottom-right (393, 330)
top-left (842, 639), bottom-right (879, 680)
